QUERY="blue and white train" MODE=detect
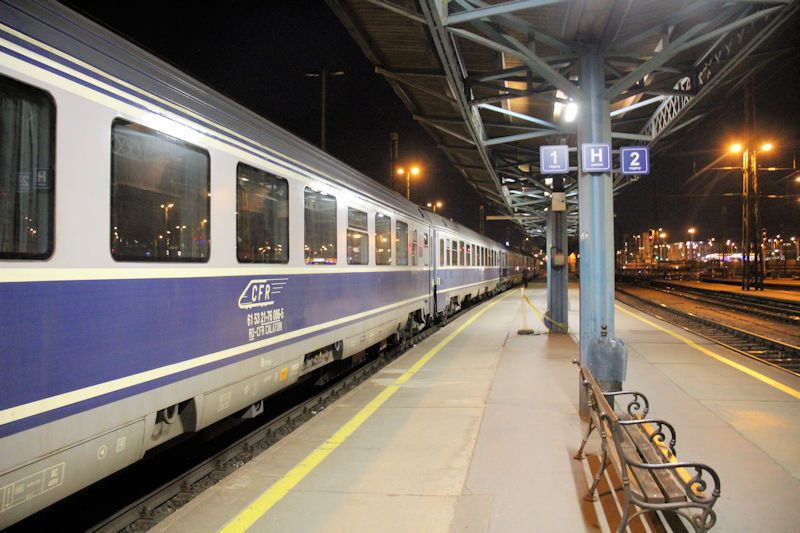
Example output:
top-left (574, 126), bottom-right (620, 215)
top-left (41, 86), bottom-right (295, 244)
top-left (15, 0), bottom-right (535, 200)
top-left (0, 1), bottom-right (531, 525)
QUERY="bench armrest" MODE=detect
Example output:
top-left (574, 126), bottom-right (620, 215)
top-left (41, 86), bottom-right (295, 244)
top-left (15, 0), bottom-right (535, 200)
top-left (604, 390), bottom-right (650, 418)
top-left (619, 418), bottom-right (677, 457)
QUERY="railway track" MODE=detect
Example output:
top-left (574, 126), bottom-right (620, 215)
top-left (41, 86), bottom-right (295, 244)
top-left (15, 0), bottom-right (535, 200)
top-left (616, 288), bottom-right (800, 376)
top-left (646, 280), bottom-right (800, 325)
top-left (75, 291), bottom-right (498, 532)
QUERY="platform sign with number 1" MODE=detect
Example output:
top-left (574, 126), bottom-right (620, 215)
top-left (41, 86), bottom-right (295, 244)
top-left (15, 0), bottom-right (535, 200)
top-left (539, 145), bottom-right (569, 174)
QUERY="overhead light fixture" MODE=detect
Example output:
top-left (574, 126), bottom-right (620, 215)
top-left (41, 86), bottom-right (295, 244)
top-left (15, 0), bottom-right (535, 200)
top-left (564, 101), bottom-right (578, 122)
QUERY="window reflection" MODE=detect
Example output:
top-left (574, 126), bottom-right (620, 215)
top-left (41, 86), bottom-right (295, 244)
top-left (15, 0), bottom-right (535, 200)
top-left (396, 221), bottom-right (408, 266)
top-left (304, 187), bottom-right (337, 264)
top-left (375, 213), bottom-right (391, 265)
top-left (111, 119), bottom-right (210, 262)
top-left (347, 207), bottom-right (368, 265)
top-left (237, 163), bottom-right (288, 263)
top-left (0, 74), bottom-right (55, 260)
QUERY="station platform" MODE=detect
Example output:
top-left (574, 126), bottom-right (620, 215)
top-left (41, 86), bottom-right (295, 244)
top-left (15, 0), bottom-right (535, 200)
top-left (664, 279), bottom-right (800, 303)
top-left (153, 286), bottom-right (800, 533)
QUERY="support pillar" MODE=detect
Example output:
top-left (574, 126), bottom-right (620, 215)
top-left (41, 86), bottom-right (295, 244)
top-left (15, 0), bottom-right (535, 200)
top-left (546, 175), bottom-right (568, 333)
top-left (577, 50), bottom-right (617, 413)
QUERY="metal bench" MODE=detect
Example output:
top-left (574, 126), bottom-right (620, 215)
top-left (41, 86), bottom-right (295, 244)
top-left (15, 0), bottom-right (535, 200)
top-left (575, 363), bottom-right (721, 532)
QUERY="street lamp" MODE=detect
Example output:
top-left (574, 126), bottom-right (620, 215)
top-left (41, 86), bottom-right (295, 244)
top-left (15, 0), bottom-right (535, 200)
top-left (729, 140), bottom-right (773, 290)
top-left (426, 201), bottom-right (443, 213)
top-left (688, 227), bottom-right (696, 266)
top-left (396, 165), bottom-right (420, 200)
top-left (160, 203), bottom-right (174, 252)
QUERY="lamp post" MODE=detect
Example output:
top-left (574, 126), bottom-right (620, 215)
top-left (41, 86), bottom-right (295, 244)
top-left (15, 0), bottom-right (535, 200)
top-left (688, 227), bottom-right (696, 267)
top-left (396, 165), bottom-right (420, 200)
top-left (305, 68), bottom-right (344, 151)
top-left (730, 141), bottom-right (772, 290)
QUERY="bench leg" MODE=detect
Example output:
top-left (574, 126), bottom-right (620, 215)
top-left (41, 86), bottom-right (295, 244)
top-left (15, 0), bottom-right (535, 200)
top-left (584, 443), bottom-right (607, 502)
top-left (575, 417), bottom-right (595, 460)
top-left (617, 502), bottom-right (631, 533)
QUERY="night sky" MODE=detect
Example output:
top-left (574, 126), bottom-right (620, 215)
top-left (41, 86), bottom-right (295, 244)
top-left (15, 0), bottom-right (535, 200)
top-left (64, 1), bottom-right (799, 251)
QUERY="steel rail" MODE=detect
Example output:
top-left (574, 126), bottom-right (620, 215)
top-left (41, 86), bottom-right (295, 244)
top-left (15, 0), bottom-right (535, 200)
top-left (643, 280), bottom-right (800, 325)
top-left (616, 288), bottom-right (800, 376)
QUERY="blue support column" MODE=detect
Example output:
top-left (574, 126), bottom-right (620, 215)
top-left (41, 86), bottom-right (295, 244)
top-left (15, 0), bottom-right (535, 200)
top-left (577, 50), bottom-right (617, 412)
top-left (546, 176), bottom-right (568, 333)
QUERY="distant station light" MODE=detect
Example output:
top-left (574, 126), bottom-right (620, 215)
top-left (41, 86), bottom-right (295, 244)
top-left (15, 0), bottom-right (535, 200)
top-left (729, 143), bottom-right (743, 153)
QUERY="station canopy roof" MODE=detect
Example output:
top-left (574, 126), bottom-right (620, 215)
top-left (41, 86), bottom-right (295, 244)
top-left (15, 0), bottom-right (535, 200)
top-left (327, 0), bottom-right (799, 236)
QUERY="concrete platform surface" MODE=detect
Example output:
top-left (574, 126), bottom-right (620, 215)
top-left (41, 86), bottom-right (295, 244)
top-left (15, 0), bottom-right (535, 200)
top-left (152, 285), bottom-right (800, 533)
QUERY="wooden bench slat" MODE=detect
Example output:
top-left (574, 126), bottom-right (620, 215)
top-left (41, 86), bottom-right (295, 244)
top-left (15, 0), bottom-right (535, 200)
top-left (623, 423), bottom-right (687, 503)
top-left (589, 377), bottom-right (665, 503)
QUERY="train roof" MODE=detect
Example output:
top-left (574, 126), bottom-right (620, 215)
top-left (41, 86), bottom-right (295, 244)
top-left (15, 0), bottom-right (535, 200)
top-left (3, 0), bottom-right (443, 226)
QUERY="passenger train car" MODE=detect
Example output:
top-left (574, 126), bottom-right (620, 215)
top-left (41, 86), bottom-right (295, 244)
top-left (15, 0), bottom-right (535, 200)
top-left (0, 1), bottom-right (531, 525)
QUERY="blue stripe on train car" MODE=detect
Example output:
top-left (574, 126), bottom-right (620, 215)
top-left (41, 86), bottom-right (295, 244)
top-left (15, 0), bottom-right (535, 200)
top-left (435, 267), bottom-right (500, 309)
top-left (0, 270), bottom-right (428, 436)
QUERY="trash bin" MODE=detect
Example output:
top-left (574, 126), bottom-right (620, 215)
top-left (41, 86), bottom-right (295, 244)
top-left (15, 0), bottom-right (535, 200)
top-left (587, 325), bottom-right (627, 393)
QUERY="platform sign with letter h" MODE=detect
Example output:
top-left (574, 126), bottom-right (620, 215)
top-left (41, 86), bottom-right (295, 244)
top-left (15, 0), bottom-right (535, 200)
top-left (620, 146), bottom-right (650, 175)
top-left (581, 143), bottom-right (611, 173)
top-left (539, 145), bottom-right (569, 174)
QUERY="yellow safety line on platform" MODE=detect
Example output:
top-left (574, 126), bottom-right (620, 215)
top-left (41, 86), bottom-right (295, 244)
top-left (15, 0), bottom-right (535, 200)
top-left (616, 304), bottom-right (800, 400)
top-left (219, 291), bottom-right (513, 533)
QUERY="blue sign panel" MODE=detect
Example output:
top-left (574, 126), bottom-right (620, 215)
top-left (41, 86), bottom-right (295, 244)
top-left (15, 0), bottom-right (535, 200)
top-left (620, 146), bottom-right (650, 174)
top-left (539, 145), bottom-right (569, 174)
top-left (581, 143), bottom-right (611, 173)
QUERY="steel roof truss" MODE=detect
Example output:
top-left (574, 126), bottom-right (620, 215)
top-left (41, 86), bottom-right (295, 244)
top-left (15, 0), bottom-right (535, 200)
top-left (607, 4), bottom-right (781, 100)
top-left (484, 130), bottom-right (558, 146)
top-left (454, 0), bottom-right (576, 53)
top-left (362, 0), bottom-right (426, 23)
top-left (447, 27), bottom-right (582, 99)
top-left (445, 0), bottom-right (566, 26)
top-left (419, 0), bottom-right (511, 215)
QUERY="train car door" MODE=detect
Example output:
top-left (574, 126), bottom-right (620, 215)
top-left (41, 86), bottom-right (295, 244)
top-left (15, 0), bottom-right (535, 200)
top-left (431, 228), bottom-right (439, 316)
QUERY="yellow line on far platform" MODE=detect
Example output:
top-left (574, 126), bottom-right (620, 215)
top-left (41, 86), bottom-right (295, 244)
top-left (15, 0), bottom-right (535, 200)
top-left (219, 291), bottom-right (513, 533)
top-left (616, 304), bottom-right (800, 400)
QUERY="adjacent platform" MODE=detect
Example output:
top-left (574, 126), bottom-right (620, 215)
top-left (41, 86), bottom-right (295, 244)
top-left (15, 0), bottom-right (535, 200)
top-left (663, 278), bottom-right (800, 303)
top-left (153, 286), bottom-right (800, 532)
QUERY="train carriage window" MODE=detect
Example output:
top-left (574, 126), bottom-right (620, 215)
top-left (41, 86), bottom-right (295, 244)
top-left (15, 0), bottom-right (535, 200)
top-left (304, 187), bottom-right (337, 264)
top-left (450, 239), bottom-right (457, 266)
top-left (396, 220), bottom-right (408, 266)
top-left (236, 163), bottom-right (288, 263)
top-left (423, 232), bottom-right (429, 266)
top-left (465, 243), bottom-right (471, 266)
top-left (375, 213), bottom-right (391, 265)
top-left (0, 75), bottom-right (55, 260)
top-left (459, 241), bottom-right (465, 266)
top-left (111, 119), bottom-right (209, 262)
top-left (439, 238), bottom-right (444, 267)
top-left (411, 229), bottom-right (417, 266)
top-left (347, 207), bottom-right (368, 265)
